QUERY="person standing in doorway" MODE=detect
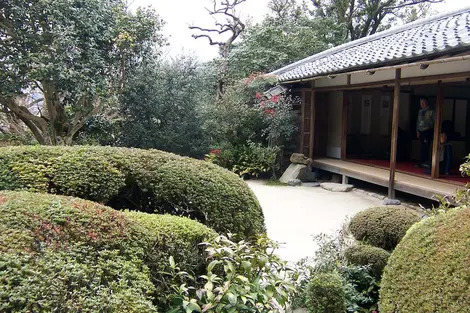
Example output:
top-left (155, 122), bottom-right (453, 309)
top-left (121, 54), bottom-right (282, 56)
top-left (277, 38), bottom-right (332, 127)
top-left (415, 97), bottom-right (435, 167)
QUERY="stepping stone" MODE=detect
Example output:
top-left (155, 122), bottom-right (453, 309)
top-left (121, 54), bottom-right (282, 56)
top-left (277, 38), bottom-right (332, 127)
top-left (288, 179), bottom-right (302, 186)
top-left (320, 182), bottom-right (354, 192)
top-left (303, 182), bottom-right (321, 187)
top-left (383, 198), bottom-right (401, 205)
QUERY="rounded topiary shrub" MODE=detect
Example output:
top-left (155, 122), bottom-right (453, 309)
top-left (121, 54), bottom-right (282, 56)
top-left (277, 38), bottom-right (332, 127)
top-left (0, 145), bottom-right (264, 237)
top-left (344, 244), bottom-right (391, 278)
top-left (306, 272), bottom-right (346, 313)
top-left (379, 207), bottom-right (470, 313)
top-left (0, 191), bottom-right (216, 312)
top-left (349, 207), bottom-right (421, 250)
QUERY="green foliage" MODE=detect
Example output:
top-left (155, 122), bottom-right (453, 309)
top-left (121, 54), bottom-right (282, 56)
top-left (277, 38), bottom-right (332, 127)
top-left (165, 235), bottom-right (296, 313)
top-left (207, 142), bottom-right (280, 177)
top-left (124, 211), bottom-right (217, 307)
top-left (227, 1), bottom-right (345, 80)
top-left (0, 191), bottom-right (217, 312)
top-left (379, 206), bottom-right (470, 312)
top-left (0, 191), bottom-right (157, 312)
top-left (0, 0), bottom-right (165, 145)
top-left (344, 244), bottom-right (391, 279)
top-left (204, 74), bottom-right (296, 177)
top-left (293, 232), bottom-right (380, 313)
top-left (349, 207), bottom-right (421, 250)
top-left (305, 272), bottom-right (346, 313)
top-left (118, 56), bottom-right (210, 158)
top-left (0, 145), bottom-right (264, 237)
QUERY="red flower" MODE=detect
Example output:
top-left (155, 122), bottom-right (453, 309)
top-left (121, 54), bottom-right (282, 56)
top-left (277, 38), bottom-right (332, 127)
top-left (271, 95), bottom-right (280, 103)
top-left (210, 149), bottom-right (221, 155)
top-left (264, 108), bottom-right (276, 115)
top-left (260, 101), bottom-right (266, 108)
top-left (255, 92), bottom-right (262, 99)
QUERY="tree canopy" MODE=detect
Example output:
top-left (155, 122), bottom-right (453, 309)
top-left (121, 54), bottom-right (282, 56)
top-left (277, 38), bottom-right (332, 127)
top-left (0, 0), bottom-right (164, 145)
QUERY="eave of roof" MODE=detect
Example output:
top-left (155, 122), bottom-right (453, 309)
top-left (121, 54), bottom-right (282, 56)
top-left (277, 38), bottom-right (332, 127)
top-left (271, 6), bottom-right (470, 83)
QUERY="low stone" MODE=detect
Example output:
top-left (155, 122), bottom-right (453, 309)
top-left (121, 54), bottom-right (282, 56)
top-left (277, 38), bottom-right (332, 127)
top-left (279, 164), bottom-right (308, 184)
top-left (288, 179), bottom-right (302, 186)
top-left (303, 182), bottom-right (321, 187)
top-left (320, 182), bottom-right (354, 192)
top-left (290, 153), bottom-right (313, 165)
top-left (383, 198), bottom-right (401, 205)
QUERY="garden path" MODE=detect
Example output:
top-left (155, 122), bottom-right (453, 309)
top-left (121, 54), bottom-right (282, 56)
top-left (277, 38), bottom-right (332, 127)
top-left (246, 180), bottom-right (383, 263)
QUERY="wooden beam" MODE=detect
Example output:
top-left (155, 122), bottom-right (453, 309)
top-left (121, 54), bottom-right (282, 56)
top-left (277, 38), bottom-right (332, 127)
top-left (347, 74), bottom-right (351, 86)
top-left (300, 90), bottom-right (305, 153)
top-left (341, 92), bottom-right (348, 160)
top-left (388, 69), bottom-right (402, 199)
top-left (314, 71), bottom-right (470, 92)
top-left (309, 90), bottom-right (316, 159)
top-left (431, 82), bottom-right (444, 178)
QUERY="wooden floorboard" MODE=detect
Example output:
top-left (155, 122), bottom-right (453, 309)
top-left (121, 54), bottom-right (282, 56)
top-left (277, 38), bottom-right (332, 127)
top-left (313, 158), bottom-right (461, 200)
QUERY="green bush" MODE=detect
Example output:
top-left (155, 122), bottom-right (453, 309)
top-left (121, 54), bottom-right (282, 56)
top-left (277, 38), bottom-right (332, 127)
top-left (379, 207), bottom-right (470, 313)
top-left (125, 211), bottom-right (217, 307)
top-left (306, 272), bottom-right (346, 313)
top-left (0, 145), bottom-right (264, 237)
top-left (0, 191), bottom-right (216, 312)
top-left (349, 207), bottom-right (421, 250)
top-left (344, 244), bottom-right (390, 279)
top-left (207, 141), bottom-right (280, 177)
top-left (165, 235), bottom-right (296, 313)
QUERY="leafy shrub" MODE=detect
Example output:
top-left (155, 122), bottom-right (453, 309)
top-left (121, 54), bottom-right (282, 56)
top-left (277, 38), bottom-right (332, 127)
top-left (165, 235), bottom-right (296, 313)
top-left (293, 232), bottom-right (380, 313)
top-left (349, 207), bottom-right (421, 250)
top-left (344, 244), bottom-right (391, 279)
top-left (0, 191), bottom-right (156, 312)
top-left (305, 272), bottom-right (346, 313)
top-left (0, 145), bottom-right (264, 237)
top-left (379, 207), bottom-right (470, 313)
top-left (0, 191), bottom-right (216, 312)
top-left (207, 141), bottom-right (280, 177)
top-left (125, 211), bottom-right (217, 307)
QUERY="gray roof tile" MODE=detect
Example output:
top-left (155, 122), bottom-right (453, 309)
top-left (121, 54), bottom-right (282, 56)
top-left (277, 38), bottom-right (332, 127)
top-left (272, 7), bottom-right (470, 82)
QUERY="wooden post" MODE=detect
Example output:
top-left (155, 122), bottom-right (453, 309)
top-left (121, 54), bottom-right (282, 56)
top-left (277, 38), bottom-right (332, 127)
top-left (309, 90), bottom-right (316, 159)
top-left (431, 82), bottom-right (444, 178)
top-left (341, 92), bottom-right (349, 160)
top-left (300, 91), bottom-right (305, 153)
top-left (388, 69), bottom-right (401, 199)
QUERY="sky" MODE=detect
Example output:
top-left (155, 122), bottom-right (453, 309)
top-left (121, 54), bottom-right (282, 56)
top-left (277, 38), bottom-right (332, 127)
top-left (131, 0), bottom-right (470, 61)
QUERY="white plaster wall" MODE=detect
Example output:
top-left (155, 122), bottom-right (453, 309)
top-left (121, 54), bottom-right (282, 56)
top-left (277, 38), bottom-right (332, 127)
top-left (351, 70), bottom-right (395, 84)
top-left (327, 91), bottom-right (344, 159)
top-left (315, 75), bottom-right (348, 87)
top-left (307, 59), bottom-right (470, 88)
top-left (401, 59), bottom-right (470, 79)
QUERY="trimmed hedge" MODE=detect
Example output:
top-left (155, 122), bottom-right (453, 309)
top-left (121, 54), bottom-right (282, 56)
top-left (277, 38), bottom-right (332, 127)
top-left (344, 244), bottom-right (391, 279)
top-left (0, 191), bottom-right (216, 312)
top-left (0, 145), bottom-right (265, 237)
top-left (306, 272), bottom-right (346, 313)
top-left (380, 207), bottom-right (470, 313)
top-left (349, 207), bottom-right (421, 250)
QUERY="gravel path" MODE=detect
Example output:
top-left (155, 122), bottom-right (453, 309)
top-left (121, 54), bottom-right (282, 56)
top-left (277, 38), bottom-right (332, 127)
top-left (246, 180), bottom-right (384, 263)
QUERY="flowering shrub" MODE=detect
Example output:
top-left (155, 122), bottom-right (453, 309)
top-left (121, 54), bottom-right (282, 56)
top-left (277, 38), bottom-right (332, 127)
top-left (204, 73), bottom-right (297, 177)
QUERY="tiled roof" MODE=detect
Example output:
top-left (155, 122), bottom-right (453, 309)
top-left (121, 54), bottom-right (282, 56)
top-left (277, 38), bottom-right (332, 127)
top-left (272, 7), bottom-right (470, 82)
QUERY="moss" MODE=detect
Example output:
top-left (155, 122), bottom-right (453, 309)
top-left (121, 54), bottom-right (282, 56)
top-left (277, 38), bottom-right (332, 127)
top-left (349, 207), bottom-right (421, 250)
top-left (0, 145), bottom-right (265, 237)
top-left (344, 244), bottom-right (391, 279)
top-left (306, 272), bottom-right (346, 313)
top-left (379, 207), bottom-right (470, 313)
top-left (0, 191), bottom-right (217, 312)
